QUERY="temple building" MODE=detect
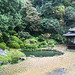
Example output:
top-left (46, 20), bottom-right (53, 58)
top-left (63, 28), bottom-right (75, 49)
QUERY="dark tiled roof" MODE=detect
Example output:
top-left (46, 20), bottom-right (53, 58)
top-left (63, 32), bottom-right (75, 36)
top-left (69, 28), bottom-right (75, 32)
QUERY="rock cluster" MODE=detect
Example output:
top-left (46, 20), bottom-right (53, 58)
top-left (0, 49), bottom-right (7, 56)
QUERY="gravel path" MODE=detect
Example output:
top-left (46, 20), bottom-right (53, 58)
top-left (1, 45), bottom-right (75, 75)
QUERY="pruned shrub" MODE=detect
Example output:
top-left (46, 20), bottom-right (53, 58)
top-left (38, 41), bottom-right (48, 48)
top-left (8, 50), bottom-right (24, 63)
top-left (37, 36), bottom-right (45, 42)
top-left (48, 39), bottom-right (57, 47)
top-left (0, 55), bottom-right (11, 64)
top-left (2, 32), bottom-right (9, 43)
top-left (19, 31), bottom-right (31, 39)
top-left (0, 42), bottom-right (6, 50)
top-left (8, 42), bottom-right (20, 49)
top-left (10, 36), bottom-right (23, 44)
top-left (8, 30), bottom-right (17, 35)
top-left (20, 44), bottom-right (24, 48)
top-left (0, 50), bottom-right (24, 64)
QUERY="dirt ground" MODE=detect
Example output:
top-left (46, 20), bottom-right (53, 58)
top-left (1, 45), bottom-right (75, 75)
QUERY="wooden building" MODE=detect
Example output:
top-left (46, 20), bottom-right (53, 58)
top-left (63, 28), bottom-right (75, 49)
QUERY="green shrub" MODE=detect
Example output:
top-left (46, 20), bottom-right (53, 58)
top-left (8, 30), bottom-right (17, 35)
top-left (9, 50), bottom-right (24, 63)
top-left (0, 55), bottom-right (11, 64)
top-left (0, 42), bottom-right (6, 50)
top-left (1, 42), bottom-right (6, 46)
top-left (37, 36), bottom-right (45, 42)
top-left (0, 36), bottom-right (3, 43)
top-left (2, 32), bottom-right (9, 43)
top-left (20, 44), bottom-right (24, 48)
top-left (24, 38), bottom-right (38, 45)
top-left (48, 39), bottom-right (57, 47)
top-left (38, 41), bottom-right (48, 48)
top-left (8, 42), bottom-right (20, 49)
top-left (25, 44), bottom-right (37, 49)
top-left (0, 50), bottom-right (24, 64)
top-left (51, 34), bottom-right (66, 44)
top-left (19, 31), bottom-right (31, 39)
top-left (10, 36), bottom-right (23, 44)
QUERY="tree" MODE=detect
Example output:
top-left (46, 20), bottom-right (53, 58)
top-left (40, 2), bottom-right (54, 18)
top-left (23, 0), bottom-right (41, 31)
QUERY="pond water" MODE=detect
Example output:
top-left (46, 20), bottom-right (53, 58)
top-left (24, 50), bottom-right (64, 57)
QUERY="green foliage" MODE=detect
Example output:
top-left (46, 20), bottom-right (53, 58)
top-left (0, 36), bottom-right (3, 43)
top-left (8, 42), bottom-right (20, 49)
top-left (0, 55), bottom-right (11, 64)
top-left (65, 6), bottom-right (75, 20)
top-left (0, 42), bottom-right (6, 50)
top-left (8, 30), bottom-right (17, 35)
top-left (51, 34), bottom-right (66, 43)
top-left (19, 31), bottom-right (31, 39)
top-left (10, 36), bottom-right (23, 44)
top-left (41, 2), bottom-right (54, 18)
top-left (38, 41), bottom-right (48, 48)
top-left (41, 18), bottom-right (63, 34)
top-left (24, 0), bottom-right (41, 31)
top-left (37, 36), bottom-right (45, 42)
top-left (24, 38), bottom-right (38, 44)
top-left (20, 44), bottom-right (24, 48)
top-left (9, 50), bottom-right (24, 63)
top-left (0, 50), bottom-right (24, 64)
top-left (2, 32), bottom-right (9, 43)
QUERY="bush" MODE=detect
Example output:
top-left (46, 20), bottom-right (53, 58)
top-left (25, 44), bottom-right (37, 49)
top-left (2, 32), bottom-right (9, 43)
top-left (38, 41), bottom-right (48, 48)
top-left (8, 42), bottom-right (20, 49)
top-left (48, 39), bottom-right (57, 47)
top-left (10, 36), bottom-right (23, 44)
top-left (8, 30), bottom-right (17, 35)
top-left (20, 44), bottom-right (24, 48)
top-left (0, 50), bottom-right (24, 64)
top-left (51, 34), bottom-right (66, 44)
top-left (0, 42), bottom-right (6, 50)
top-left (24, 38), bottom-right (38, 45)
top-left (0, 36), bottom-right (3, 43)
top-left (19, 31), bottom-right (31, 39)
top-left (0, 55), bottom-right (11, 64)
top-left (10, 50), bottom-right (24, 63)
top-left (37, 36), bottom-right (45, 42)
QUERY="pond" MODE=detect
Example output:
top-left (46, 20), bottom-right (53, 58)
top-left (24, 50), bottom-right (64, 57)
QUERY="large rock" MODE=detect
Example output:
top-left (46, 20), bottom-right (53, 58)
top-left (0, 49), bottom-right (7, 56)
top-left (20, 55), bottom-right (26, 61)
top-left (46, 68), bottom-right (66, 75)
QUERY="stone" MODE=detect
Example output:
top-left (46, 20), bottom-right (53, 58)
top-left (0, 49), bottom-right (7, 56)
top-left (46, 68), bottom-right (66, 75)
top-left (20, 55), bottom-right (26, 61)
top-left (20, 57), bottom-right (26, 61)
top-left (0, 61), bottom-right (3, 65)
top-left (30, 55), bottom-right (35, 58)
top-left (72, 72), bottom-right (75, 75)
